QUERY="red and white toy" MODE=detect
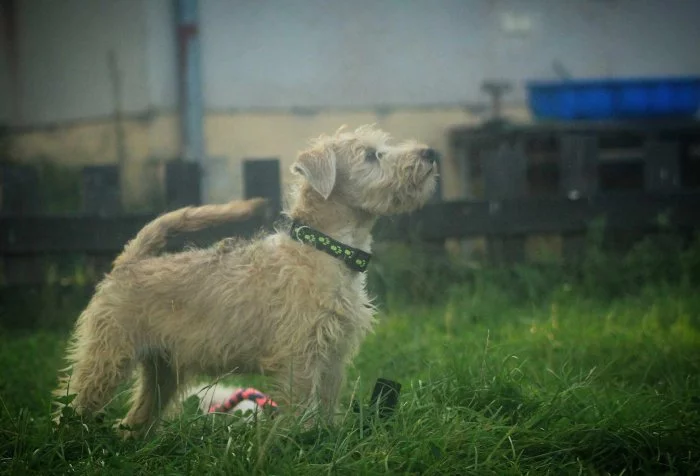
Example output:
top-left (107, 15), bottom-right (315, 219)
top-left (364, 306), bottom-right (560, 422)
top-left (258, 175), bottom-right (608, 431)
top-left (189, 384), bottom-right (278, 423)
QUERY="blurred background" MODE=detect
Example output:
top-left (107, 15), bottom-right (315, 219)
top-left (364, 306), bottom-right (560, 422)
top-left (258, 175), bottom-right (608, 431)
top-left (2, 4), bottom-right (700, 472)
top-left (1, 0), bottom-right (699, 303)
top-left (1, 0), bottom-right (698, 201)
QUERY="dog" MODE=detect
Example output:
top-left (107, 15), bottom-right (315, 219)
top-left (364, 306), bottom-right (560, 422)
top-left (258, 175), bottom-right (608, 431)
top-left (54, 124), bottom-right (438, 437)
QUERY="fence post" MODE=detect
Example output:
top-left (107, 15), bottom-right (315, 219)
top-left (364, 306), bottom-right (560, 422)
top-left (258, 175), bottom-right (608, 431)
top-left (243, 158), bottom-right (281, 218)
top-left (428, 152), bottom-right (443, 204)
top-left (0, 164), bottom-right (43, 286)
top-left (644, 140), bottom-right (681, 192)
top-left (82, 165), bottom-right (122, 215)
top-left (559, 134), bottom-right (599, 261)
top-left (482, 141), bottom-right (527, 201)
top-left (559, 134), bottom-right (599, 199)
top-left (165, 160), bottom-right (201, 209)
top-left (482, 136), bottom-right (527, 264)
top-left (0, 164), bottom-right (40, 214)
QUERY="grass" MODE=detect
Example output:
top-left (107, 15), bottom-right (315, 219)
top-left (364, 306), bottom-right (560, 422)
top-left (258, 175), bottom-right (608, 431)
top-left (1, 234), bottom-right (700, 474)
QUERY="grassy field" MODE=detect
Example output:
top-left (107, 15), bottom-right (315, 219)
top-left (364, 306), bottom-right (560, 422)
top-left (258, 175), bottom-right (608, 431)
top-left (1, 235), bottom-right (700, 475)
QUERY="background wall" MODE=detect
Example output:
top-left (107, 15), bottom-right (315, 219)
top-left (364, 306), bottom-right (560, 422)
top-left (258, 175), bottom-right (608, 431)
top-left (1, 0), bottom-right (699, 206)
top-left (0, 0), bottom-right (150, 125)
top-left (199, 0), bottom-right (700, 110)
top-left (4, 0), bottom-right (700, 125)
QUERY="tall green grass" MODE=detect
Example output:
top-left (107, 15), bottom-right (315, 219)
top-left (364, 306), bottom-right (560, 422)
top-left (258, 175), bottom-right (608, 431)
top-left (1, 231), bottom-right (699, 474)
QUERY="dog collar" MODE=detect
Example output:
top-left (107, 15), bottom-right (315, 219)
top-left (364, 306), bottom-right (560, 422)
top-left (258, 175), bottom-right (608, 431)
top-left (289, 220), bottom-right (371, 273)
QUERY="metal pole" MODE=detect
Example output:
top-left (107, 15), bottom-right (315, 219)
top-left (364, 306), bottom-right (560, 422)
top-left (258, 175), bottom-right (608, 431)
top-left (175, 0), bottom-right (205, 167)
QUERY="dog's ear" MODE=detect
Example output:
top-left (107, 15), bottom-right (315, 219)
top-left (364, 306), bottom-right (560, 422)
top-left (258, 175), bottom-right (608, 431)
top-left (291, 147), bottom-right (337, 199)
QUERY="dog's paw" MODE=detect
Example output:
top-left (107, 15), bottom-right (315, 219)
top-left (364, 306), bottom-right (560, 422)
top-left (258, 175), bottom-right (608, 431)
top-left (114, 419), bottom-right (142, 440)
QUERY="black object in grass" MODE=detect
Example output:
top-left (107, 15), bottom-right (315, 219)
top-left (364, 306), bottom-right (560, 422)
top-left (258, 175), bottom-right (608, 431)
top-left (353, 377), bottom-right (402, 423)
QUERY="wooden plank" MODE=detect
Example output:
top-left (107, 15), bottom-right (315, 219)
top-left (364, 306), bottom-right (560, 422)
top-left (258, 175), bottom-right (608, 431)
top-left (449, 119), bottom-right (700, 150)
top-left (0, 214), bottom-right (269, 254)
top-left (373, 192), bottom-right (700, 242)
top-left (1, 193), bottom-right (699, 255)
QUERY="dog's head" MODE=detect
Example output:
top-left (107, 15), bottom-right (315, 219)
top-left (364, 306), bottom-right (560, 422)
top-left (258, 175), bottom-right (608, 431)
top-left (291, 124), bottom-right (438, 215)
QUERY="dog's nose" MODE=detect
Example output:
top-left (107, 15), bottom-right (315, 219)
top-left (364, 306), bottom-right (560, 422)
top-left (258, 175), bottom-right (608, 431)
top-left (420, 148), bottom-right (438, 164)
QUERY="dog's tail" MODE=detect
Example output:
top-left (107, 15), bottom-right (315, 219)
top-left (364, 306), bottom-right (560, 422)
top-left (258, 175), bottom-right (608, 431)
top-left (113, 197), bottom-right (268, 267)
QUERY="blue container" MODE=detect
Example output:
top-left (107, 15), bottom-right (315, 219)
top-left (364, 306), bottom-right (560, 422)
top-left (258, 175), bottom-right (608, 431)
top-left (526, 77), bottom-right (700, 120)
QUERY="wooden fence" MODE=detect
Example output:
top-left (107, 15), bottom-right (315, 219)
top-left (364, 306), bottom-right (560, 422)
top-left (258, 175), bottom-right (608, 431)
top-left (1, 119), bottom-right (700, 286)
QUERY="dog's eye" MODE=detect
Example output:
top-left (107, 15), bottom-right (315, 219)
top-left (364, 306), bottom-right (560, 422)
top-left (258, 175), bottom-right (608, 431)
top-left (365, 148), bottom-right (383, 162)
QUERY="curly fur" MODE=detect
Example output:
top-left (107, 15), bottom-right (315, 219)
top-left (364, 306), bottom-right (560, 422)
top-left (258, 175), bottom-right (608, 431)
top-left (53, 124), bottom-right (438, 437)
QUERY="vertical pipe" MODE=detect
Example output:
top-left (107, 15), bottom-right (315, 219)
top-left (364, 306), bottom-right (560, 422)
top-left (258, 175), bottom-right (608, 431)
top-left (1, 0), bottom-right (20, 121)
top-left (175, 0), bottom-right (204, 168)
top-left (107, 50), bottom-right (126, 172)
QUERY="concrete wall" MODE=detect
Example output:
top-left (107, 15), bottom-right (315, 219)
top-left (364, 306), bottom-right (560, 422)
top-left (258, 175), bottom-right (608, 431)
top-left (203, 108), bottom-right (488, 203)
top-left (199, 0), bottom-right (700, 109)
top-left (4, 0), bottom-right (700, 124)
top-left (10, 107), bottom-right (492, 207)
top-left (2, 0), bottom-right (151, 125)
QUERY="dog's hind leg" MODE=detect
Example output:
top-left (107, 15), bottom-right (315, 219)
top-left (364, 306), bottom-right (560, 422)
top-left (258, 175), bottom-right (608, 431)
top-left (119, 352), bottom-right (181, 437)
top-left (55, 307), bottom-right (136, 420)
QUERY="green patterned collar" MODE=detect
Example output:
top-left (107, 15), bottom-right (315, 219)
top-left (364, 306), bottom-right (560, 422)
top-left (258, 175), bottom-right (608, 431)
top-left (289, 221), bottom-right (371, 273)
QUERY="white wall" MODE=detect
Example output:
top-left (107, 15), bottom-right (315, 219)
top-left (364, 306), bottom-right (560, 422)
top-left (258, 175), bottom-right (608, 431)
top-left (144, 0), bottom-right (177, 113)
top-left (200, 0), bottom-right (700, 110)
top-left (2, 0), bottom-right (699, 126)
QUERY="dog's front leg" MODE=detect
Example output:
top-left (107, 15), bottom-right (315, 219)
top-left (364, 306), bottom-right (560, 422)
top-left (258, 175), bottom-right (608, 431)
top-left (299, 352), bottom-right (348, 427)
top-left (317, 356), bottom-right (345, 423)
top-left (274, 354), bottom-right (340, 426)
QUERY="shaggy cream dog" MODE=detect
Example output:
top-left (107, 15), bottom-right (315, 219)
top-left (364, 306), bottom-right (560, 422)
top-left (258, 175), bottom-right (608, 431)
top-left (54, 124), bottom-right (438, 437)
